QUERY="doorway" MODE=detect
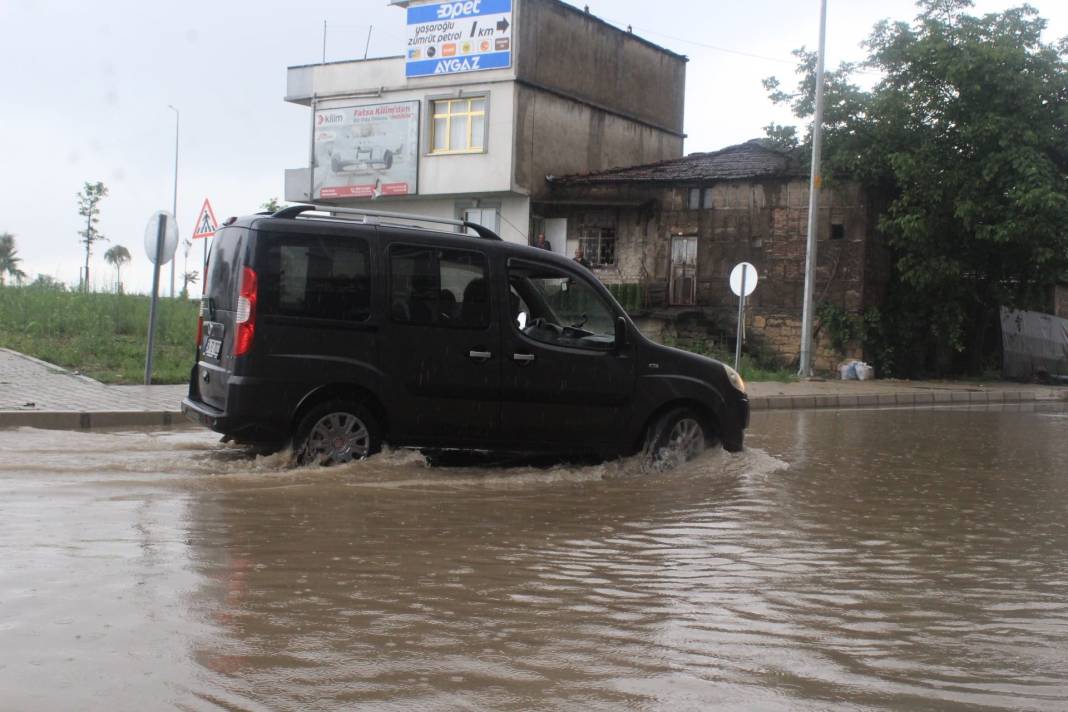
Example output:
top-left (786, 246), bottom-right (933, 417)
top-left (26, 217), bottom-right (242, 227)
top-left (669, 235), bottom-right (697, 306)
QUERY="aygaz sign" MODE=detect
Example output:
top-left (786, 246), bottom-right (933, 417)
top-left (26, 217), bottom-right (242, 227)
top-left (405, 0), bottom-right (512, 78)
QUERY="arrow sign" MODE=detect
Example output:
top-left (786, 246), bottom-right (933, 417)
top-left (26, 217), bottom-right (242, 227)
top-left (496, 18), bottom-right (509, 32)
top-left (192, 198), bottom-right (218, 239)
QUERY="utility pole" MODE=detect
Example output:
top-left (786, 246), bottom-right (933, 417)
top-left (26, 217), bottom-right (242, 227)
top-left (168, 105), bottom-right (179, 298)
top-left (798, 0), bottom-right (828, 377)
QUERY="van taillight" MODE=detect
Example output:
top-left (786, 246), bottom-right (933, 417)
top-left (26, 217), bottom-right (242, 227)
top-left (234, 267), bottom-right (257, 356)
top-left (196, 316), bottom-right (204, 348)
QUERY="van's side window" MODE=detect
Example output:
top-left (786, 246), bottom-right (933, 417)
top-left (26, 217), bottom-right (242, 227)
top-left (260, 235), bottom-right (371, 321)
top-left (389, 245), bottom-right (489, 328)
top-left (508, 262), bottom-right (617, 350)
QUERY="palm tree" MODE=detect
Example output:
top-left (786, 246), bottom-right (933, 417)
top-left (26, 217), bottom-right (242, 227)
top-left (180, 270), bottom-right (199, 299)
top-left (104, 244), bottom-right (131, 293)
top-left (0, 232), bottom-right (28, 286)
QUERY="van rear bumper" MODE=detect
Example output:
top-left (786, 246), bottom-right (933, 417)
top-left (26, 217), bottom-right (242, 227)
top-left (181, 397), bottom-right (226, 429)
top-left (181, 395), bottom-right (287, 444)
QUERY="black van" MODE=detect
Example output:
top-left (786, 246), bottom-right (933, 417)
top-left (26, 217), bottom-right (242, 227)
top-left (181, 205), bottom-right (749, 465)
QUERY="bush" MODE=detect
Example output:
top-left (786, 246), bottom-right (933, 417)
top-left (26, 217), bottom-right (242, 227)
top-left (0, 286), bottom-right (198, 384)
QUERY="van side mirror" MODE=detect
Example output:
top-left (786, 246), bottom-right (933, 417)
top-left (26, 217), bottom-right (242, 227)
top-left (614, 316), bottom-right (628, 351)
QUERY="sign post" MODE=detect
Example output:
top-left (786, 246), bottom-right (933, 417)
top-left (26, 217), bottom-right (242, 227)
top-left (729, 262), bottom-right (759, 372)
top-left (143, 211), bottom-right (179, 385)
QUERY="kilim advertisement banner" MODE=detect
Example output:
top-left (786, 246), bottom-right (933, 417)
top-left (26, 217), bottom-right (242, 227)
top-left (313, 101), bottom-right (420, 200)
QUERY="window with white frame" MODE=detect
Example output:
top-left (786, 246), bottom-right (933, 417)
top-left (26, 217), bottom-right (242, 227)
top-left (431, 97), bottom-right (486, 153)
top-left (578, 227), bottom-right (616, 268)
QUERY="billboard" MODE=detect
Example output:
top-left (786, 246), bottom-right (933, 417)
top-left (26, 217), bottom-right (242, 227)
top-left (405, 0), bottom-right (512, 78)
top-left (312, 101), bottom-right (420, 200)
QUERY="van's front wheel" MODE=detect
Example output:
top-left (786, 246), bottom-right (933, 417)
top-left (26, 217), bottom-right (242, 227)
top-left (295, 401), bottom-right (381, 466)
top-left (643, 408), bottom-right (710, 469)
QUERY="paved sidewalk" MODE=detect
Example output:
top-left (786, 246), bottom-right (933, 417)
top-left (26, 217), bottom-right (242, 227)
top-left (747, 377), bottom-right (1066, 410)
top-left (0, 348), bottom-right (186, 429)
top-left (0, 347), bottom-right (1064, 430)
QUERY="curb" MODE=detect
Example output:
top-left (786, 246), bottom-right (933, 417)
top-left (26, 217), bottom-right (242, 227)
top-left (0, 410), bottom-right (183, 430)
top-left (1, 390), bottom-right (1061, 432)
top-left (748, 389), bottom-right (1054, 411)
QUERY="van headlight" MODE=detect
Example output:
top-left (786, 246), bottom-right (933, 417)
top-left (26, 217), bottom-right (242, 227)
top-left (724, 365), bottom-right (747, 394)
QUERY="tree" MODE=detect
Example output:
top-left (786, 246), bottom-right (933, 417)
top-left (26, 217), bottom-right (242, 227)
top-left (180, 270), bottom-right (199, 299)
top-left (77, 181), bottom-right (109, 292)
top-left (104, 244), bottom-right (132, 293)
top-left (765, 0), bottom-right (1068, 375)
top-left (29, 274), bottom-right (66, 291)
top-left (0, 232), bottom-right (28, 286)
top-left (261, 197), bottom-right (284, 213)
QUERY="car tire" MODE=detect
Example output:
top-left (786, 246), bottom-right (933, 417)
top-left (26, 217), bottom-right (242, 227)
top-left (294, 400), bottom-right (381, 466)
top-left (643, 407), bottom-right (710, 469)
top-left (383, 150), bottom-right (393, 169)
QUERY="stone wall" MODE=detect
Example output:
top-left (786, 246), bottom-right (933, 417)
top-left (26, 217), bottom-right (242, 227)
top-left (540, 178), bottom-right (887, 372)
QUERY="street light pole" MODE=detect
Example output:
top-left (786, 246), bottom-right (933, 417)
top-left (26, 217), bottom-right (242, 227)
top-left (798, 0), bottom-right (828, 377)
top-left (167, 104), bottom-right (179, 298)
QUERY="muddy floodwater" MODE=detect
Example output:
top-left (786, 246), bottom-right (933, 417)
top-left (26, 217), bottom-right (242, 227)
top-left (2, 405), bottom-right (1067, 711)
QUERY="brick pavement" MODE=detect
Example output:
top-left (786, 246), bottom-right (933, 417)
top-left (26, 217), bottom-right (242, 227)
top-left (0, 348), bottom-right (186, 429)
top-left (0, 347), bottom-right (1064, 430)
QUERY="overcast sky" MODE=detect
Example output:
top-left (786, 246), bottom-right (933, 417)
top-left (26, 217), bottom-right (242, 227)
top-left (1, 0), bottom-right (1065, 295)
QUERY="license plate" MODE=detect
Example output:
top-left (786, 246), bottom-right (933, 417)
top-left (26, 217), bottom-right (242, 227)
top-left (203, 338), bottom-right (222, 359)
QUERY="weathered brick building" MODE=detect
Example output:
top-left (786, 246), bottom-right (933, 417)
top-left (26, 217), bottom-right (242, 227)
top-left (543, 140), bottom-right (890, 368)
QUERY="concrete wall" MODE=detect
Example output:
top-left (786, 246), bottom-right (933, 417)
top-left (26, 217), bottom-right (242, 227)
top-left (515, 0), bottom-right (686, 133)
top-left (513, 86), bottom-right (683, 199)
top-left (271, 194), bottom-right (530, 246)
top-left (301, 82), bottom-right (516, 197)
top-left (286, 57), bottom-right (515, 102)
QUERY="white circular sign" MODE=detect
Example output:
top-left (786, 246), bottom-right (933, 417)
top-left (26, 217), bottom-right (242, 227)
top-left (144, 211), bottom-right (179, 265)
top-left (729, 262), bottom-right (758, 297)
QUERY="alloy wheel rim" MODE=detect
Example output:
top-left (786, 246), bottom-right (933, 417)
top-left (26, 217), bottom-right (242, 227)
top-left (667, 417), bottom-right (705, 458)
top-left (307, 412), bottom-right (370, 463)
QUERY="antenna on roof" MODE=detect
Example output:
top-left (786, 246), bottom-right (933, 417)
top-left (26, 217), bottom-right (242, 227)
top-left (364, 25), bottom-right (373, 60)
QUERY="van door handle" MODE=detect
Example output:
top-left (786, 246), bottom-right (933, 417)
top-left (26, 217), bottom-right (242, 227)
top-left (512, 353), bottom-right (535, 364)
top-left (468, 350), bottom-right (492, 362)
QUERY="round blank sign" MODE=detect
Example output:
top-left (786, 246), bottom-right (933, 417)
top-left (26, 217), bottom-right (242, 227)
top-left (729, 262), bottom-right (758, 297)
top-left (144, 211), bottom-right (179, 265)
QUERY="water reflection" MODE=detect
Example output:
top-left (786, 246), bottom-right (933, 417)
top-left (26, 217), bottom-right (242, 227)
top-left (0, 404), bottom-right (1066, 710)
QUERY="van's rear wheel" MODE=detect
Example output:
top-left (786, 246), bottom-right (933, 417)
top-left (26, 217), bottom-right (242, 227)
top-left (295, 401), bottom-right (381, 466)
top-left (643, 407), bottom-right (709, 468)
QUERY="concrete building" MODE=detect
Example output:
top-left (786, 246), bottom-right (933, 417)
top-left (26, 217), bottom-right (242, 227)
top-left (283, 0), bottom-right (686, 246)
top-left (546, 140), bottom-right (890, 368)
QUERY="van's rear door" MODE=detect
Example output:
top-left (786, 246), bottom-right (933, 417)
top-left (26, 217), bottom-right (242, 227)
top-left (196, 226), bottom-right (247, 410)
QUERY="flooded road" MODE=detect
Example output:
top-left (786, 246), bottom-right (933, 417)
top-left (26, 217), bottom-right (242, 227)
top-left (2, 405), bottom-right (1067, 711)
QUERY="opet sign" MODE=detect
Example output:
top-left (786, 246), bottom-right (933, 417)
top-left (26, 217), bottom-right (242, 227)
top-left (405, 0), bottom-right (512, 78)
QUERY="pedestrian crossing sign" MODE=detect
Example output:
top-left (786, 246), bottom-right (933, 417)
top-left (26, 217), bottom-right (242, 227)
top-left (192, 198), bottom-right (218, 239)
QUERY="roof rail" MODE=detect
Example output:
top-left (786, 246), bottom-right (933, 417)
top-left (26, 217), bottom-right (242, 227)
top-left (271, 204), bottom-right (503, 241)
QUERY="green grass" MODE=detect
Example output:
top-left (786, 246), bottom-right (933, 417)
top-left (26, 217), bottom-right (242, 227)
top-left (0, 285), bottom-right (199, 384)
top-left (657, 335), bottom-right (798, 383)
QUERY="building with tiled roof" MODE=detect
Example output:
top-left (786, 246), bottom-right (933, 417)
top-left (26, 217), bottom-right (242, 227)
top-left (536, 140), bottom-right (890, 369)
